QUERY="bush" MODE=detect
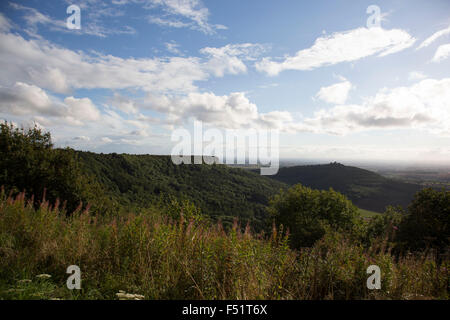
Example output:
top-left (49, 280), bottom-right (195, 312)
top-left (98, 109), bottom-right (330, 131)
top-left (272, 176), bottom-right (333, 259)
top-left (0, 192), bottom-right (447, 300)
top-left (365, 206), bottom-right (404, 247)
top-left (268, 184), bottom-right (363, 248)
top-left (396, 188), bottom-right (450, 256)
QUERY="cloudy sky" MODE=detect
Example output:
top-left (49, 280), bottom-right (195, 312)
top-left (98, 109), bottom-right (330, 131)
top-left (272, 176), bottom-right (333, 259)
top-left (0, 0), bottom-right (449, 164)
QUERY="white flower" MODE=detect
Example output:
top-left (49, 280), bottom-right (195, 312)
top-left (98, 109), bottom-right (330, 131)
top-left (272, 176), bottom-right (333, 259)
top-left (116, 291), bottom-right (145, 300)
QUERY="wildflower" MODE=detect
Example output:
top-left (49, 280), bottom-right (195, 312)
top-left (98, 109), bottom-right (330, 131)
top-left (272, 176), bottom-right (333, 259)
top-left (116, 291), bottom-right (145, 300)
top-left (36, 274), bottom-right (52, 279)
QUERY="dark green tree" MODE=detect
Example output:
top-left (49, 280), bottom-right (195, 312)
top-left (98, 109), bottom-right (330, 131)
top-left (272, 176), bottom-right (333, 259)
top-left (396, 188), bottom-right (449, 255)
top-left (268, 184), bottom-right (362, 248)
top-left (0, 122), bottom-right (106, 213)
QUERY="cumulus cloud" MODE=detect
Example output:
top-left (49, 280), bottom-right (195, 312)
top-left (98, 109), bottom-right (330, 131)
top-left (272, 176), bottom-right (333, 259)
top-left (140, 77), bottom-right (450, 136)
top-left (143, 91), bottom-right (290, 130)
top-left (0, 30), bottom-right (258, 95)
top-left (256, 27), bottom-right (415, 75)
top-left (64, 96), bottom-right (101, 123)
top-left (432, 43), bottom-right (450, 63)
top-left (0, 82), bottom-right (59, 116)
top-left (291, 78), bottom-right (450, 136)
top-left (0, 82), bottom-right (100, 126)
top-left (315, 79), bottom-right (352, 104)
top-left (0, 82), bottom-right (161, 147)
top-left (417, 25), bottom-right (450, 49)
top-left (0, 31), bottom-right (208, 94)
top-left (109, 93), bottom-right (139, 114)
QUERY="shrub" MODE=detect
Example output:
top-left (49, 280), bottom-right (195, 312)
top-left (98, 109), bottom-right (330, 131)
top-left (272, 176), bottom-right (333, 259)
top-left (268, 184), bottom-right (363, 248)
top-left (365, 206), bottom-right (404, 247)
top-left (1, 191), bottom-right (448, 300)
top-left (396, 188), bottom-right (450, 256)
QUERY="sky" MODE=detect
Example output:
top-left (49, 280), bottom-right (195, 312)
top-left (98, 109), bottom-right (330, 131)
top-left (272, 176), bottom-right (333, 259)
top-left (0, 0), bottom-right (449, 164)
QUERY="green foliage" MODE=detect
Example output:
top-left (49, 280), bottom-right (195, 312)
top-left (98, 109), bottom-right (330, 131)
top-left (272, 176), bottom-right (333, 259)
top-left (0, 192), bottom-right (447, 300)
top-left (160, 196), bottom-right (206, 225)
top-left (0, 122), bottom-right (111, 214)
top-left (397, 188), bottom-right (450, 254)
top-left (358, 208), bottom-right (382, 218)
top-left (268, 162), bottom-right (423, 213)
top-left (77, 151), bottom-right (286, 230)
top-left (365, 206), bottom-right (404, 247)
top-left (268, 184), bottom-right (363, 248)
top-left (1, 122), bottom-right (448, 300)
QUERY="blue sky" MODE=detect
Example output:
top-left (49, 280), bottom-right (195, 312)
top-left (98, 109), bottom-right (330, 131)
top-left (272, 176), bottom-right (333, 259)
top-left (0, 0), bottom-right (449, 164)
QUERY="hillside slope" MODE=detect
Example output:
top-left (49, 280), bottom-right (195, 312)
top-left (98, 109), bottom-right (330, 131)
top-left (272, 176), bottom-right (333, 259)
top-left (77, 152), bottom-right (286, 229)
top-left (267, 162), bottom-right (423, 212)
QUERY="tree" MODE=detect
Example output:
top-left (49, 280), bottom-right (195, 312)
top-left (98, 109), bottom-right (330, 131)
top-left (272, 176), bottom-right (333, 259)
top-left (0, 122), bottom-right (106, 213)
top-left (364, 206), bottom-right (404, 247)
top-left (268, 184), bottom-right (362, 248)
top-left (396, 188), bottom-right (449, 255)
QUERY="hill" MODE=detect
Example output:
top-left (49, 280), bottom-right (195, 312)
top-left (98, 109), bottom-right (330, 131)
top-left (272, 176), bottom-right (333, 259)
top-left (266, 162), bottom-right (423, 212)
top-left (77, 152), bottom-right (286, 230)
top-left (77, 152), bottom-right (424, 221)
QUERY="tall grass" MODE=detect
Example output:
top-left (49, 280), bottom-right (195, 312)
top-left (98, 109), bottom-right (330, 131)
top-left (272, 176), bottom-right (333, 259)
top-left (0, 190), bottom-right (448, 300)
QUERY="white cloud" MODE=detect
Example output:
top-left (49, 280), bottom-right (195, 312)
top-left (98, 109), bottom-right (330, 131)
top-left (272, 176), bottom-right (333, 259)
top-left (148, 16), bottom-right (191, 29)
top-left (109, 93), bottom-right (139, 114)
top-left (417, 25), bottom-right (450, 49)
top-left (64, 96), bottom-right (101, 123)
top-left (256, 27), bottom-right (415, 75)
top-left (408, 71), bottom-right (427, 81)
top-left (73, 136), bottom-right (91, 141)
top-left (432, 43), bottom-right (450, 63)
top-left (101, 137), bottom-right (113, 143)
top-left (0, 13), bottom-right (12, 32)
top-left (0, 82), bottom-right (101, 126)
top-left (258, 83), bottom-right (279, 89)
top-left (58, 0), bottom-right (226, 35)
top-left (143, 91), bottom-right (291, 130)
top-left (146, 92), bottom-right (258, 128)
top-left (200, 43), bottom-right (265, 77)
top-left (0, 82), bottom-right (58, 116)
top-left (165, 41), bottom-right (183, 55)
top-left (145, 0), bottom-right (224, 34)
top-left (290, 78), bottom-right (450, 136)
top-left (256, 111), bottom-right (293, 129)
top-left (0, 30), bottom-right (257, 95)
top-left (316, 80), bottom-right (352, 104)
top-left (10, 2), bottom-right (135, 38)
top-left (0, 82), bottom-right (161, 147)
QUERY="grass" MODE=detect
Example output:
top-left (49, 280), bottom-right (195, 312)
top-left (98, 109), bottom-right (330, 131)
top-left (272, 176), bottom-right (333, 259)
top-left (358, 208), bottom-right (382, 218)
top-left (0, 191), bottom-right (448, 300)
